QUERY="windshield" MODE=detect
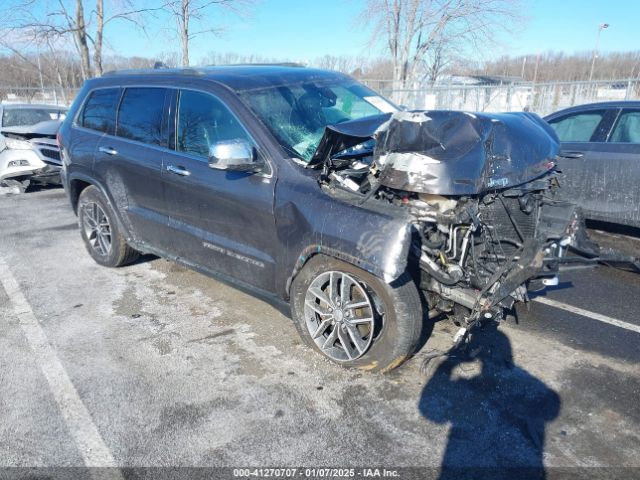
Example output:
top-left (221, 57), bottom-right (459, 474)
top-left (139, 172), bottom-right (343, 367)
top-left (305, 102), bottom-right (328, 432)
top-left (240, 80), bottom-right (396, 161)
top-left (2, 108), bottom-right (67, 128)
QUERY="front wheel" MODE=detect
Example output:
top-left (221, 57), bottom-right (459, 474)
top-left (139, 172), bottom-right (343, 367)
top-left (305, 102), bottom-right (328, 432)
top-left (290, 255), bottom-right (423, 372)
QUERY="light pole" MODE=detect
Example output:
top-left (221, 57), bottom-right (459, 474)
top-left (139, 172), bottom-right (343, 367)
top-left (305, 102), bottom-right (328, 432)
top-left (589, 23), bottom-right (609, 82)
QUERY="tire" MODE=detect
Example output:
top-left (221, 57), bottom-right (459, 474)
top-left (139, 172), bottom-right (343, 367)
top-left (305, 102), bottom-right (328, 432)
top-left (77, 185), bottom-right (139, 267)
top-left (290, 255), bottom-right (423, 372)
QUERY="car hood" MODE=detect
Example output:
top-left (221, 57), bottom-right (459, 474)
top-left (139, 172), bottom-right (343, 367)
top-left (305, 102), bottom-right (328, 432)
top-left (310, 110), bottom-right (560, 195)
top-left (1, 119), bottom-right (62, 139)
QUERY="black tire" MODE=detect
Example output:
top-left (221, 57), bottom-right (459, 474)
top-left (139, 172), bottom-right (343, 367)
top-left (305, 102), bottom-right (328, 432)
top-left (290, 255), bottom-right (423, 372)
top-left (77, 185), bottom-right (139, 267)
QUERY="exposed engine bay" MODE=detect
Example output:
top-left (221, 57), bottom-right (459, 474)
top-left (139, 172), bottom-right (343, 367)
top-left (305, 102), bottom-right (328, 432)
top-left (311, 110), bottom-right (589, 337)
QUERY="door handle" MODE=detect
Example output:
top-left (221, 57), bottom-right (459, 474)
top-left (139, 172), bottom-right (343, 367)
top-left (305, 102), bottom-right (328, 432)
top-left (166, 165), bottom-right (191, 176)
top-left (98, 146), bottom-right (118, 155)
top-left (559, 150), bottom-right (584, 159)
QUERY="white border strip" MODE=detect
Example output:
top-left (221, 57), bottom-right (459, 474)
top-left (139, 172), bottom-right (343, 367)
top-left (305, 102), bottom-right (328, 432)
top-left (533, 296), bottom-right (640, 334)
top-left (0, 257), bottom-right (119, 469)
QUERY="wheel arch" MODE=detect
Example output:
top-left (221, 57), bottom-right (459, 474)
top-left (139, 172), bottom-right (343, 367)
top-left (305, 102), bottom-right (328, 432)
top-left (285, 242), bottom-right (410, 300)
top-left (67, 172), bottom-right (135, 242)
top-left (68, 176), bottom-right (93, 214)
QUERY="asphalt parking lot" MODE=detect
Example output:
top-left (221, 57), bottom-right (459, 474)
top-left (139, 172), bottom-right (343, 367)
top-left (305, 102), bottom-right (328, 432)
top-left (1, 187), bottom-right (639, 479)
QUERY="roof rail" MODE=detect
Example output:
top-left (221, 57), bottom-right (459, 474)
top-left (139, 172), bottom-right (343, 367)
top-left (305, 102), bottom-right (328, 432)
top-left (201, 62), bottom-right (306, 68)
top-left (102, 67), bottom-right (203, 77)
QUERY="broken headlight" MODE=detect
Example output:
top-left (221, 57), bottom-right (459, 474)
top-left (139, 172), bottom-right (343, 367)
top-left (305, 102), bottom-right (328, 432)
top-left (4, 138), bottom-right (32, 150)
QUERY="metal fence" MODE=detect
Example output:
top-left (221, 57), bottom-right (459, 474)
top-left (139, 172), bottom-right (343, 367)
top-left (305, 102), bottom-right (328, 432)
top-left (3, 79), bottom-right (640, 117)
top-left (361, 78), bottom-right (640, 116)
top-left (0, 86), bottom-right (79, 107)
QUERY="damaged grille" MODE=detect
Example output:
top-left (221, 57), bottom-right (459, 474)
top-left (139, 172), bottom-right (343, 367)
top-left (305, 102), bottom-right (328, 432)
top-left (39, 148), bottom-right (61, 163)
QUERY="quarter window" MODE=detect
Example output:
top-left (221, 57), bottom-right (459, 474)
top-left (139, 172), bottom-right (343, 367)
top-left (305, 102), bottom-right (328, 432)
top-left (116, 88), bottom-right (167, 146)
top-left (176, 90), bottom-right (250, 158)
top-left (548, 110), bottom-right (606, 142)
top-left (80, 88), bottom-right (120, 134)
top-left (609, 110), bottom-right (640, 143)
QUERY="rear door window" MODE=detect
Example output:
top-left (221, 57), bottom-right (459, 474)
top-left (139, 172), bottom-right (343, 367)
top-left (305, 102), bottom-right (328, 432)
top-left (547, 110), bottom-right (607, 142)
top-left (609, 110), bottom-right (640, 143)
top-left (116, 87), bottom-right (167, 147)
top-left (80, 88), bottom-right (121, 134)
top-left (176, 90), bottom-right (250, 158)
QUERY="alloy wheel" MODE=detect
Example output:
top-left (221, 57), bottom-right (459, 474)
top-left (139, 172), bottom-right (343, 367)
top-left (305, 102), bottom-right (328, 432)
top-left (82, 202), bottom-right (112, 256)
top-left (303, 271), bottom-right (377, 362)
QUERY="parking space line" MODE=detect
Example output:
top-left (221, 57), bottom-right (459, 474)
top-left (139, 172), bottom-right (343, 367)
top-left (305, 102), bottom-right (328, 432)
top-left (0, 257), bottom-right (121, 471)
top-left (533, 296), bottom-right (640, 334)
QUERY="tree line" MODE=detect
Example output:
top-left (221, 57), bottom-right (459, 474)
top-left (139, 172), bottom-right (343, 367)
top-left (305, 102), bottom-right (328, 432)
top-left (465, 51), bottom-right (640, 83)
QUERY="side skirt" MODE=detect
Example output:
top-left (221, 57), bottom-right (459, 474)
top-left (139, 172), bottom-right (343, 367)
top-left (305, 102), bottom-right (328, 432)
top-left (128, 240), bottom-right (292, 319)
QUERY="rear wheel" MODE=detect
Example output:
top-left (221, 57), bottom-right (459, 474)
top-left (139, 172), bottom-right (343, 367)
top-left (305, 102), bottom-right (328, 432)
top-left (77, 185), bottom-right (139, 267)
top-left (290, 255), bottom-right (423, 372)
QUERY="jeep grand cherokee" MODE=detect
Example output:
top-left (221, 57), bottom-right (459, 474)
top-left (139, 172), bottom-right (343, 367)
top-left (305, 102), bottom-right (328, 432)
top-left (58, 65), bottom-right (586, 371)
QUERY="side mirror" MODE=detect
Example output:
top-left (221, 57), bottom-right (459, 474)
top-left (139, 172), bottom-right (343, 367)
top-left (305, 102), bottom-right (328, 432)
top-left (208, 139), bottom-right (263, 172)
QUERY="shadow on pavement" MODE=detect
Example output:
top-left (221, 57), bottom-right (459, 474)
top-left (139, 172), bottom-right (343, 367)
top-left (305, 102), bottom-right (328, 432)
top-left (129, 253), bottom-right (160, 266)
top-left (418, 323), bottom-right (560, 480)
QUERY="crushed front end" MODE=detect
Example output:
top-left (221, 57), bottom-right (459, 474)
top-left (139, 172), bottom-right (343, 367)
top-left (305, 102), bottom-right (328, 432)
top-left (408, 181), bottom-right (579, 327)
top-left (311, 109), bottom-right (589, 340)
top-left (0, 119), bottom-right (63, 189)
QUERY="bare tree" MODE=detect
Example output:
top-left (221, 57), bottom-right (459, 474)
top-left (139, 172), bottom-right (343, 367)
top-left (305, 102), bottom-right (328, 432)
top-left (1, 0), bottom-right (158, 79)
top-left (200, 50), bottom-right (285, 66)
top-left (361, 0), bottom-right (520, 97)
top-left (163, 0), bottom-right (251, 67)
top-left (475, 50), bottom-right (640, 82)
top-left (420, 36), bottom-right (449, 85)
top-left (314, 55), bottom-right (366, 74)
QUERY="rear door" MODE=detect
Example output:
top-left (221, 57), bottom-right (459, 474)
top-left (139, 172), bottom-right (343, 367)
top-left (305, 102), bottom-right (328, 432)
top-left (161, 88), bottom-right (278, 292)
top-left (547, 108), bottom-right (618, 218)
top-left (71, 87), bottom-right (122, 179)
top-left (94, 86), bottom-right (172, 249)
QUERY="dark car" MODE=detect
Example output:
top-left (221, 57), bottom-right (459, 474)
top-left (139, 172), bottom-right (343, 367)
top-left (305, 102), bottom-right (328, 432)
top-left (58, 65), bottom-right (584, 372)
top-left (545, 101), bottom-right (640, 229)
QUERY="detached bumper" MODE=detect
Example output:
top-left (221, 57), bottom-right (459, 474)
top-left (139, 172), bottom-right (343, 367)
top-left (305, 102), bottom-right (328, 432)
top-left (0, 148), bottom-right (46, 182)
top-left (31, 164), bottom-right (62, 184)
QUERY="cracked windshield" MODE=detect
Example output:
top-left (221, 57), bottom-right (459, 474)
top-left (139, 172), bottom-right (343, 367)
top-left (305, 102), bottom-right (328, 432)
top-left (241, 81), bottom-right (396, 161)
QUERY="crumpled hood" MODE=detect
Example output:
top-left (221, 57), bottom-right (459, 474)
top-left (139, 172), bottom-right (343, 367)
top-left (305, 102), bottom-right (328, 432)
top-left (310, 110), bottom-right (560, 195)
top-left (1, 119), bottom-right (62, 139)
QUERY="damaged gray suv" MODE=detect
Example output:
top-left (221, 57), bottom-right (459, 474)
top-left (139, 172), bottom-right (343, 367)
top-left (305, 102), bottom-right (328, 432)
top-left (59, 65), bottom-right (588, 372)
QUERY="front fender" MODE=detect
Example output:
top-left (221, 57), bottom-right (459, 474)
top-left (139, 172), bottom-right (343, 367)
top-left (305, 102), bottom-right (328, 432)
top-left (277, 184), bottom-right (414, 297)
top-left (314, 210), bottom-right (413, 282)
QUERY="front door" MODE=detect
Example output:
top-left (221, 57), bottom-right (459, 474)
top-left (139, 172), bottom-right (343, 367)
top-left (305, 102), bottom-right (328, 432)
top-left (161, 88), bottom-right (278, 292)
top-left (591, 108), bottom-right (640, 225)
top-left (549, 108), bottom-right (617, 217)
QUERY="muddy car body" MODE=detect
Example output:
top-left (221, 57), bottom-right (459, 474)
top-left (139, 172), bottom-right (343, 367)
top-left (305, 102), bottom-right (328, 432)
top-left (58, 66), bottom-right (582, 371)
top-left (545, 101), bottom-right (640, 229)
